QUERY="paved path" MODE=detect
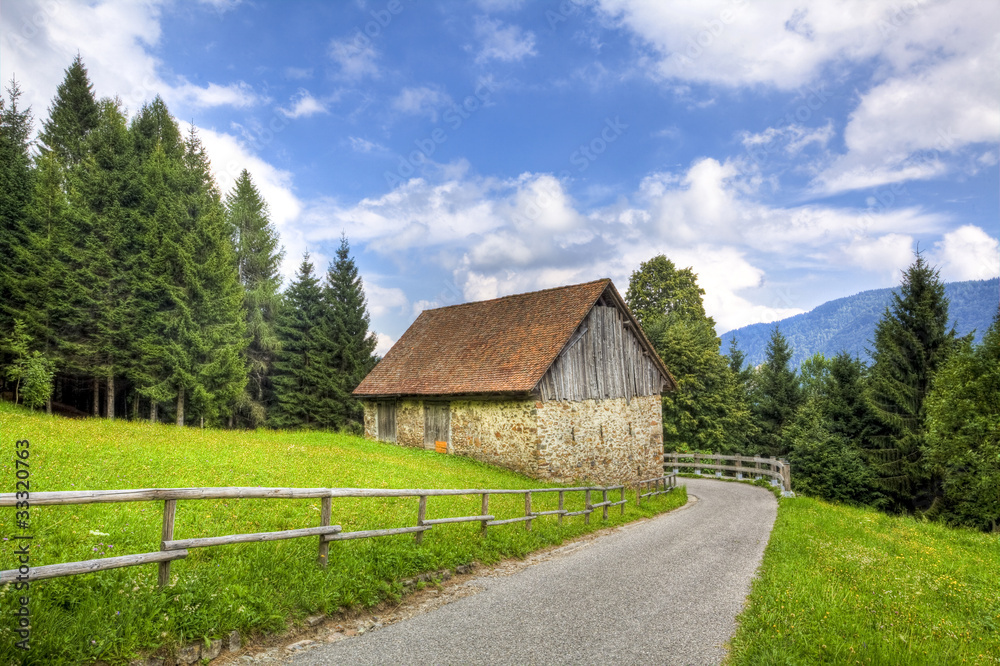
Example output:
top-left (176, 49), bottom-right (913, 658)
top-left (283, 478), bottom-right (777, 666)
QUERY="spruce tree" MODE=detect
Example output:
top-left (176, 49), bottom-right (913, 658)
top-left (225, 169), bottom-right (284, 426)
top-left (181, 128), bottom-right (247, 425)
top-left (866, 252), bottom-right (956, 512)
top-left (751, 326), bottom-right (802, 457)
top-left (319, 236), bottom-right (377, 430)
top-left (272, 255), bottom-right (325, 428)
top-left (0, 79), bottom-right (35, 374)
top-left (37, 54), bottom-right (99, 166)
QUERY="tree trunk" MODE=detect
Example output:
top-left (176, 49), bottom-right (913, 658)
top-left (106, 374), bottom-right (115, 420)
top-left (151, 401), bottom-right (158, 424)
top-left (228, 415), bottom-right (233, 429)
top-left (46, 399), bottom-right (52, 415)
top-left (200, 415), bottom-right (204, 429)
top-left (92, 377), bottom-right (99, 417)
top-left (176, 387), bottom-right (185, 427)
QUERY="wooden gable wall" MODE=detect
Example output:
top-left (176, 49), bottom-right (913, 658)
top-left (536, 302), bottom-right (666, 402)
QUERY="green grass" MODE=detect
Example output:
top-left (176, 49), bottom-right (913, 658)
top-left (727, 494), bottom-right (1000, 665)
top-left (0, 403), bottom-right (685, 665)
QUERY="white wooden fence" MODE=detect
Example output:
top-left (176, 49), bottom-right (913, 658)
top-left (664, 452), bottom-right (791, 491)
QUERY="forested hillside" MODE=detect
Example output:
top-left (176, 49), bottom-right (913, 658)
top-left (721, 278), bottom-right (999, 368)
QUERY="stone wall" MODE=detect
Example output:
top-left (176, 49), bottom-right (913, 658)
top-left (361, 395), bottom-right (663, 485)
top-left (363, 402), bottom-right (377, 440)
top-left (450, 399), bottom-right (541, 476)
top-left (535, 394), bottom-right (663, 485)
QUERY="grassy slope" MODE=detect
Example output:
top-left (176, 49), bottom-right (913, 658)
top-left (0, 403), bottom-right (685, 665)
top-left (727, 494), bottom-right (1000, 665)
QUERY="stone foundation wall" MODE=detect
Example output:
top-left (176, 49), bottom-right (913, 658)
top-left (536, 394), bottom-right (663, 485)
top-left (450, 399), bottom-right (541, 476)
top-left (395, 400), bottom-right (425, 449)
top-left (363, 402), bottom-right (377, 440)
top-left (361, 394), bottom-right (663, 485)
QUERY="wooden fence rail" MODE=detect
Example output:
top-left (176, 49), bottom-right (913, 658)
top-left (0, 477), bottom-right (676, 586)
top-left (664, 453), bottom-right (791, 491)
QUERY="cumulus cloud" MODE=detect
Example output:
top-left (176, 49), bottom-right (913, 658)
top-left (595, 0), bottom-right (1000, 193)
top-left (473, 16), bottom-right (537, 64)
top-left (391, 86), bottom-right (453, 121)
top-left (0, 0), bottom-right (264, 130)
top-left (279, 89), bottom-right (328, 118)
top-left (328, 36), bottom-right (380, 80)
top-left (931, 225), bottom-right (1000, 281)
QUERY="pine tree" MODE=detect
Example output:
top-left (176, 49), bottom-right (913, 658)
top-left (225, 169), bottom-right (284, 427)
top-left (866, 252), bottom-right (955, 512)
top-left (37, 54), bottom-right (99, 166)
top-left (0, 79), bottom-right (35, 375)
top-left (319, 236), bottom-right (377, 430)
top-left (272, 255), bottom-right (325, 428)
top-left (751, 326), bottom-right (802, 457)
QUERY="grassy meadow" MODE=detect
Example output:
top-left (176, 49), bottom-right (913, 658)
top-left (0, 402), bottom-right (686, 665)
top-left (727, 494), bottom-right (1000, 665)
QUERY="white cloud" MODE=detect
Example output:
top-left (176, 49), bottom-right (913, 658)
top-left (473, 16), bottom-right (537, 64)
top-left (174, 80), bottom-right (262, 108)
top-left (374, 333), bottom-right (395, 357)
top-left (595, 0), bottom-right (1000, 193)
top-left (741, 121), bottom-right (834, 156)
top-left (839, 233), bottom-right (914, 280)
top-left (1, 0), bottom-right (264, 135)
top-left (348, 136), bottom-right (387, 153)
top-left (328, 36), bottom-right (380, 80)
top-left (284, 67), bottom-right (313, 80)
top-left (365, 282), bottom-right (410, 317)
top-left (931, 225), bottom-right (1000, 282)
top-left (391, 86), bottom-right (453, 121)
top-left (279, 90), bottom-right (327, 118)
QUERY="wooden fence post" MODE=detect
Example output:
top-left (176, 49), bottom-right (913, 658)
top-left (602, 489), bottom-right (608, 520)
top-left (620, 486), bottom-right (625, 516)
top-left (415, 495), bottom-right (427, 544)
top-left (481, 493), bottom-right (489, 536)
top-left (158, 499), bottom-right (176, 587)
top-left (525, 492), bottom-right (532, 531)
top-left (584, 489), bottom-right (591, 525)
top-left (637, 480), bottom-right (642, 507)
top-left (558, 491), bottom-right (564, 526)
top-left (317, 496), bottom-right (332, 566)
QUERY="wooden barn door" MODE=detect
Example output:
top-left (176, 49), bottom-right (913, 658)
top-left (424, 402), bottom-right (450, 452)
top-left (377, 401), bottom-right (396, 443)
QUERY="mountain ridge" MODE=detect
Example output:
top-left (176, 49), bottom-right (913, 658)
top-left (720, 278), bottom-right (999, 369)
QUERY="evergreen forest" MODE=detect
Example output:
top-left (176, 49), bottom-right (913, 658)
top-left (0, 58), bottom-right (377, 431)
top-left (626, 253), bottom-right (1000, 533)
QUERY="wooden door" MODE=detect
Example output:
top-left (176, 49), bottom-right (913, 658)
top-left (377, 401), bottom-right (396, 443)
top-left (424, 402), bottom-right (450, 451)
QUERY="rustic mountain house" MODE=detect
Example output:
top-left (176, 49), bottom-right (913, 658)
top-left (352, 279), bottom-right (676, 484)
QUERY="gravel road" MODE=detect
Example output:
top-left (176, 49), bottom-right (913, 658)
top-left (278, 478), bottom-right (777, 666)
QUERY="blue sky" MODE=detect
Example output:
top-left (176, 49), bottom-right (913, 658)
top-left (3, 0), bottom-right (998, 353)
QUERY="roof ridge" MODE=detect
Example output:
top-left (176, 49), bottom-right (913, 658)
top-left (423, 278), bottom-right (611, 313)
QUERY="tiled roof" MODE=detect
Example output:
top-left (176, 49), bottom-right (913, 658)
top-left (354, 279), bottom-right (669, 397)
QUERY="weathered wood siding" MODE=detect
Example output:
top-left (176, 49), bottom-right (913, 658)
top-left (376, 401), bottom-right (396, 443)
top-left (538, 305), bottom-right (664, 402)
top-left (423, 402), bottom-right (450, 448)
